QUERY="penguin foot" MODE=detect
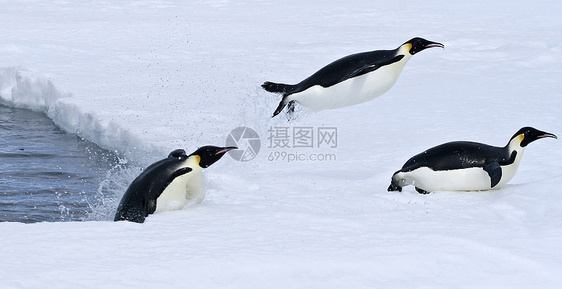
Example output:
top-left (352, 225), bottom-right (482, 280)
top-left (287, 100), bottom-right (295, 113)
top-left (285, 101), bottom-right (297, 121)
top-left (415, 187), bottom-right (431, 194)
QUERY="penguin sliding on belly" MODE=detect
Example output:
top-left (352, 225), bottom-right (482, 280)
top-left (114, 146), bottom-right (236, 223)
top-left (262, 37), bottom-right (444, 118)
top-left (388, 127), bottom-right (556, 194)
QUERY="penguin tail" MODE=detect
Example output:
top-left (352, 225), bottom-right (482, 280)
top-left (261, 81), bottom-right (294, 94)
top-left (262, 81), bottom-right (299, 118)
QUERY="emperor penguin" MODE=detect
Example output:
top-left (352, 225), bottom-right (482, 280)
top-left (114, 145), bottom-right (236, 223)
top-left (387, 127), bottom-right (556, 194)
top-left (262, 37), bottom-right (444, 117)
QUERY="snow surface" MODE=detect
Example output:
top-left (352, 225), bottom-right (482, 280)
top-left (1, 0), bottom-right (562, 288)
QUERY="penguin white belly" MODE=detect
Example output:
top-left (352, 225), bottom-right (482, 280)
top-left (495, 157), bottom-right (522, 188)
top-left (400, 167), bottom-right (493, 192)
top-left (183, 169), bottom-right (207, 206)
top-left (155, 167), bottom-right (205, 212)
top-left (289, 60), bottom-right (409, 110)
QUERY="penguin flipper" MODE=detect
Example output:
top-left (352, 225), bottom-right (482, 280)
top-left (483, 162), bottom-right (502, 188)
top-left (337, 55), bottom-right (405, 84)
top-left (344, 64), bottom-right (381, 80)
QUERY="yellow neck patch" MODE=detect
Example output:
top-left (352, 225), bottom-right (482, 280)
top-left (399, 43), bottom-right (413, 55)
top-left (192, 155), bottom-right (201, 166)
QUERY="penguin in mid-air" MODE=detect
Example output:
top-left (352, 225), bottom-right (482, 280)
top-left (388, 127), bottom-right (556, 194)
top-left (262, 37), bottom-right (444, 117)
top-left (114, 145), bottom-right (236, 223)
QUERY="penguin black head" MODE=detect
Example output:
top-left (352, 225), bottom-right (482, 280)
top-left (404, 37), bottom-right (444, 55)
top-left (510, 127), bottom-right (557, 147)
top-left (189, 145), bottom-right (237, 168)
top-left (168, 149), bottom-right (188, 159)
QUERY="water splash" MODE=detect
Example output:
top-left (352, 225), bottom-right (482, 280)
top-left (85, 159), bottom-right (142, 221)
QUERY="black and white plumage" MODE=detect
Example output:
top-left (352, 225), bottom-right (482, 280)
top-left (114, 146), bottom-right (236, 223)
top-left (262, 37), bottom-right (444, 117)
top-left (388, 127), bottom-right (556, 194)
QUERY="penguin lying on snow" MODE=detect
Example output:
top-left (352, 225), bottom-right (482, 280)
top-left (262, 37), bottom-right (444, 117)
top-left (388, 127), bottom-right (556, 194)
top-left (114, 146), bottom-right (236, 223)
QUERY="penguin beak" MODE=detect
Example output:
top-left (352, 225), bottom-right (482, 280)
top-left (216, 146), bottom-right (238, 155)
top-left (425, 42), bottom-right (444, 49)
top-left (537, 132), bottom-right (557, 140)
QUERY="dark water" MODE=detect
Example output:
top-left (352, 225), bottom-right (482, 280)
top-left (0, 105), bottom-right (121, 223)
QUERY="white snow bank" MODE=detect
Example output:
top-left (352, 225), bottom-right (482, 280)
top-left (0, 67), bottom-right (161, 163)
top-left (0, 67), bottom-right (68, 112)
